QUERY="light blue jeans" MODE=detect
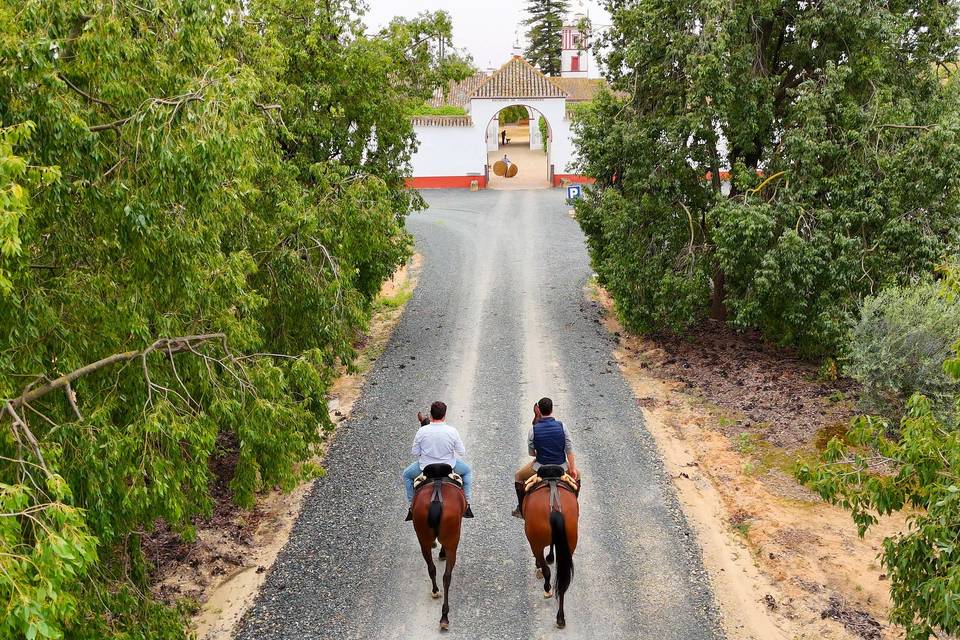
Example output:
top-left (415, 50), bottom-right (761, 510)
top-left (402, 459), bottom-right (472, 502)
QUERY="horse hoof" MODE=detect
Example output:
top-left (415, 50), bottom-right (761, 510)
top-left (556, 621), bottom-right (566, 629)
top-left (535, 568), bottom-right (543, 579)
top-left (543, 590), bottom-right (553, 599)
top-left (439, 621), bottom-right (449, 631)
top-left (431, 590), bottom-right (441, 599)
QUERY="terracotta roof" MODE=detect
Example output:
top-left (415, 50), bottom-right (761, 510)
top-left (429, 72), bottom-right (490, 108)
top-left (471, 56), bottom-right (568, 99)
top-left (410, 115), bottom-right (473, 127)
top-left (549, 77), bottom-right (606, 102)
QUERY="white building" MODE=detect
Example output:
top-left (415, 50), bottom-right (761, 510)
top-left (408, 55), bottom-right (604, 189)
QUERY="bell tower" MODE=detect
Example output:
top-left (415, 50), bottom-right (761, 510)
top-left (560, 18), bottom-right (587, 78)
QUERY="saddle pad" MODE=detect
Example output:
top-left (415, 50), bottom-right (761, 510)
top-left (523, 473), bottom-right (579, 495)
top-left (413, 472), bottom-right (463, 492)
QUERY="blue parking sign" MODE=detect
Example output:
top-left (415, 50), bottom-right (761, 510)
top-left (566, 185), bottom-right (582, 200)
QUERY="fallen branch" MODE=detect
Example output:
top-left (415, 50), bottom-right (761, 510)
top-left (3, 334), bottom-right (226, 413)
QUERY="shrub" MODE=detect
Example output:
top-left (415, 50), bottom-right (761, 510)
top-left (846, 279), bottom-right (960, 421)
top-left (799, 266), bottom-right (960, 639)
top-left (408, 103), bottom-right (467, 116)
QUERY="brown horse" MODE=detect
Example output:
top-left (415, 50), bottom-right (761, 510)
top-left (522, 471), bottom-right (579, 629)
top-left (412, 463), bottom-right (466, 630)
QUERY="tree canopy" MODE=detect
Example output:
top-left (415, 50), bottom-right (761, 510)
top-left (0, 0), bottom-right (460, 637)
top-left (524, 0), bottom-right (569, 76)
top-left (574, 0), bottom-right (960, 355)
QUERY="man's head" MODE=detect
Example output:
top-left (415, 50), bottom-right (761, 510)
top-left (537, 397), bottom-right (553, 417)
top-left (430, 401), bottom-right (447, 421)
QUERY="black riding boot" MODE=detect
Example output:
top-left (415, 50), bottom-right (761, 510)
top-left (512, 481), bottom-right (525, 518)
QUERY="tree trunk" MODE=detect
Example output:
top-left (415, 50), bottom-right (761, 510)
top-left (710, 267), bottom-right (727, 321)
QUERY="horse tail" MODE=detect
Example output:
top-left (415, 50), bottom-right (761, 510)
top-left (549, 510), bottom-right (574, 598)
top-left (427, 498), bottom-right (443, 537)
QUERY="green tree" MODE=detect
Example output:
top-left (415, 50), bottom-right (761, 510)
top-left (524, 0), bottom-right (569, 76)
top-left (574, 1), bottom-right (960, 355)
top-left (0, 0), bottom-right (445, 637)
top-left (798, 267), bottom-right (960, 640)
top-left (378, 11), bottom-right (477, 101)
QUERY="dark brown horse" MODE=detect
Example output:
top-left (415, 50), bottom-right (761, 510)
top-left (522, 471), bottom-right (579, 628)
top-left (412, 464), bottom-right (466, 630)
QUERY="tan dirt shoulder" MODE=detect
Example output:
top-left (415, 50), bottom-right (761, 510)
top-left (591, 284), bottom-right (906, 640)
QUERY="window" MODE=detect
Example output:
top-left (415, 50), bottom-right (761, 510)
top-left (571, 56), bottom-right (580, 72)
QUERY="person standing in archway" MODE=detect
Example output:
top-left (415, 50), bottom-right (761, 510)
top-left (500, 129), bottom-right (507, 146)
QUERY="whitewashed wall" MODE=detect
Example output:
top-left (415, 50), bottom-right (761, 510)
top-left (409, 96), bottom-right (581, 181)
top-left (411, 125), bottom-right (485, 177)
top-left (527, 107), bottom-right (543, 151)
top-left (485, 118), bottom-right (500, 152)
top-left (469, 98), bottom-right (572, 175)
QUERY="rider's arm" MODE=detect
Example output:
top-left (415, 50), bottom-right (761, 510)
top-left (411, 428), bottom-right (423, 458)
top-left (562, 425), bottom-right (578, 478)
top-left (566, 452), bottom-right (578, 479)
top-left (453, 430), bottom-right (466, 458)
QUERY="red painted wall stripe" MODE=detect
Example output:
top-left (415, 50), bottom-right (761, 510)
top-left (552, 174), bottom-right (596, 187)
top-left (405, 176), bottom-right (487, 189)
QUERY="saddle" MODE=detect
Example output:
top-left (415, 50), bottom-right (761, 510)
top-left (523, 464), bottom-right (580, 497)
top-left (413, 463), bottom-right (464, 494)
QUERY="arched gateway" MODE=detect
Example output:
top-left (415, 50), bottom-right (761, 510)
top-left (408, 56), bottom-right (599, 190)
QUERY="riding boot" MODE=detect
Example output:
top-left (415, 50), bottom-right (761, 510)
top-left (512, 481), bottom-right (526, 518)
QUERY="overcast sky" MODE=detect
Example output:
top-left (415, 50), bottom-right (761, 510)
top-left (362, 0), bottom-right (611, 78)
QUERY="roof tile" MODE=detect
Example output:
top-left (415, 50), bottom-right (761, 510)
top-left (471, 56), bottom-right (568, 99)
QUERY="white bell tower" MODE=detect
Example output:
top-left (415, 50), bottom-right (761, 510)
top-left (560, 16), bottom-right (588, 78)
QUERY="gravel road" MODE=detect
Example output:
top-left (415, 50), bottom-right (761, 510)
top-left (234, 189), bottom-right (722, 640)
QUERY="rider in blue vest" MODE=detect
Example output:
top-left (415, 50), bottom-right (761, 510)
top-left (512, 397), bottom-right (578, 518)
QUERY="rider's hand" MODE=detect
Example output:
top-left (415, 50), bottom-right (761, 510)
top-left (417, 411), bottom-right (428, 426)
top-left (533, 402), bottom-right (541, 424)
top-left (569, 467), bottom-right (580, 481)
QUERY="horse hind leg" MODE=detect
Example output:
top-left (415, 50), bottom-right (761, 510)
top-left (419, 543), bottom-right (440, 599)
top-left (533, 548), bottom-right (552, 597)
top-left (439, 546), bottom-right (457, 630)
top-left (546, 543), bottom-right (555, 564)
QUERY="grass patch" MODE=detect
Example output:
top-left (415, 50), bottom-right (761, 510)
top-left (735, 432), bottom-right (757, 454)
top-left (376, 287), bottom-right (412, 310)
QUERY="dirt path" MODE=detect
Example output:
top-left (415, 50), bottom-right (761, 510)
top-left (233, 188), bottom-right (721, 639)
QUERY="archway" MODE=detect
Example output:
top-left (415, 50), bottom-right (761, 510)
top-left (485, 104), bottom-right (552, 189)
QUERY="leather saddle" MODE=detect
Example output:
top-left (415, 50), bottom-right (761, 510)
top-left (523, 464), bottom-right (580, 497)
top-left (413, 463), bottom-right (464, 494)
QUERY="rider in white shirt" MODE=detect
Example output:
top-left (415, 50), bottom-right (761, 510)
top-left (402, 401), bottom-right (474, 521)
